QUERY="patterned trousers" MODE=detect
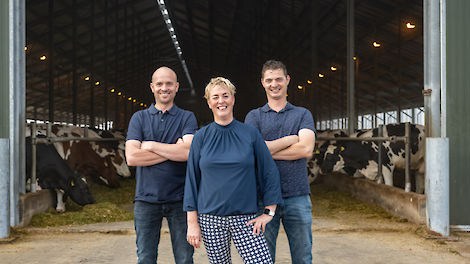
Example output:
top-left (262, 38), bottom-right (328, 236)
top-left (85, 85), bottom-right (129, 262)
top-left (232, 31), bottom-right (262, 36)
top-left (198, 214), bottom-right (273, 264)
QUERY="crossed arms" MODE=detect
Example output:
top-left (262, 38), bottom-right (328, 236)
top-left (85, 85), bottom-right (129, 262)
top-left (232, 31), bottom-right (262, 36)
top-left (265, 128), bottom-right (316, 160)
top-left (125, 134), bottom-right (195, 166)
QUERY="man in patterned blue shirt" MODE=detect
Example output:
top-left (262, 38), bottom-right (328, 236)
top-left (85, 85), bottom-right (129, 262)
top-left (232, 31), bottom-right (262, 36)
top-left (245, 60), bottom-right (316, 264)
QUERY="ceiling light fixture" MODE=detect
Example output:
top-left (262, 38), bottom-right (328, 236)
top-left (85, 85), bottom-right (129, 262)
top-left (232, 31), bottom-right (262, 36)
top-left (158, 0), bottom-right (193, 90)
top-left (307, 80), bottom-right (312, 85)
top-left (117, 92), bottom-right (121, 95)
top-left (39, 55), bottom-right (46, 61)
top-left (95, 81), bottom-right (100, 86)
top-left (84, 76), bottom-right (90, 81)
top-left (298, 85), bottom-right (303, 90)
top-left (373, 41), bottom-right (381, 48)
top-left (406, 22), bottom-right (416, 29)
top-left (331, 66), bottom-right (337, 72)
top-left (110, 89), bottom-right (115, 93)
top-left (318, 73), bottom-right (324, 78)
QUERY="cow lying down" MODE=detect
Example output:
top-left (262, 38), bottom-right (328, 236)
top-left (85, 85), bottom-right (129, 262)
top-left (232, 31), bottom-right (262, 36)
top-left (26, 136), bottom-right (96, 212)
top-left (319, 123), bottom-right (426, 193)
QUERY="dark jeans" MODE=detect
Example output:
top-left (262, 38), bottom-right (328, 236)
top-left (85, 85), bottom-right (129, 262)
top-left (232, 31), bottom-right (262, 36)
top-left (259, 195), bottom-right (313, 264)
top-left (134, 200), bottom-right (194, 264)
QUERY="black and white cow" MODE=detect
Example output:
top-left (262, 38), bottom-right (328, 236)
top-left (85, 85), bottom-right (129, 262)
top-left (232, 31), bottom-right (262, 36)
top-left (320, 123), bottom-right (425, 193)
top-left (307, 129), bottom-right (350, 184)
top-left (26, 136), bottom-right (96, 212)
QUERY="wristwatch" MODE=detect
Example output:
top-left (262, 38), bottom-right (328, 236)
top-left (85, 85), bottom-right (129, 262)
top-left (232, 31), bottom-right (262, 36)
top-left (264, 208), bottom-right (275, 216)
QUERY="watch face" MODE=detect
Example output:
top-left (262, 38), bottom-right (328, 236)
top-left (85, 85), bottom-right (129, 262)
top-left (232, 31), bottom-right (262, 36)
top-left (264, 208), bottom-right (274, 216)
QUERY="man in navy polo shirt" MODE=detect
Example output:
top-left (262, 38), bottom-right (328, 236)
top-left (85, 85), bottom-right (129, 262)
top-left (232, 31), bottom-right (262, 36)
top-left (245, 60), bottom-right (316, 264)
top-left (126, 66), bottom-right (198, 264)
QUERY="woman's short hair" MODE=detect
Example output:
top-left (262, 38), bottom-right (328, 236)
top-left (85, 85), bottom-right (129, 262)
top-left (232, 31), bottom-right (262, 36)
top-left (204, 77), bottom-right (236, 99)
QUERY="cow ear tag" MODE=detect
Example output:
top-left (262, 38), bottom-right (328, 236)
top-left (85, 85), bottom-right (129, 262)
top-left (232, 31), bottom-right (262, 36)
top-left (315, 150), bottom-right (320, 154)
top-left (110, 156), bottom-right (115, 161)
top-left (104, 161), bottom-right (108, 167)
top-left (71, 180), bottom-right (75, 186)
top-left (341, 146), bottom-right (345, 151)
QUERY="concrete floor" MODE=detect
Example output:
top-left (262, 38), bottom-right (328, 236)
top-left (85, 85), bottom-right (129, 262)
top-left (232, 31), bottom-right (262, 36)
top-left (1, 218), bottom-right (468, 264)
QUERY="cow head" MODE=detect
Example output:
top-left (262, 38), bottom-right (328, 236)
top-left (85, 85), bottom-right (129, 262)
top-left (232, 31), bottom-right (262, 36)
top-left (63, 173), bottom-right (96, 205)
top-left (36, 164), bottom-right (96, 206)
top-left (26, 136), bottom-right (96, 207)
top-left (320, 144), bottom-right (344, 174)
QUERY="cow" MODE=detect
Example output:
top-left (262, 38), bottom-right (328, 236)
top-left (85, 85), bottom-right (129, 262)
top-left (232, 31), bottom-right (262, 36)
top-left (26, 135), bottom-right (96, 213)
top-left (320, 123), bottom-right (425, 193)
top-left (40, 124), bottom-right (131, 178)
top-left (307, 129), bottom-right (350, 184)
top-left (90, 128), bottom-right (130, 178)
top-left (30, 124), bottom-right (123, 187)
top-left (64, 140), bottom-right (120, 188)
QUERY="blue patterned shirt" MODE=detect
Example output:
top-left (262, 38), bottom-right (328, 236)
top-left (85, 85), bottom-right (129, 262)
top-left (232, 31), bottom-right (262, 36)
top-left (245, 102), bottom-right (316, 198)
top-left (183, 120), bottom-right (282, 216)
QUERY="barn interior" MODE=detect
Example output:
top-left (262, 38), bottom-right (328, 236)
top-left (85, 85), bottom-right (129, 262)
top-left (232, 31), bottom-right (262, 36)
top-left (25, 0), bottom-right (425, 130)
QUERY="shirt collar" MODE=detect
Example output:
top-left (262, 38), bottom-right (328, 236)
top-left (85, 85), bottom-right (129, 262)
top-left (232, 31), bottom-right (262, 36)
top-left (148, 103), bottom-right (178, 116)
top-left (261, 102), bottom-right (294, 113)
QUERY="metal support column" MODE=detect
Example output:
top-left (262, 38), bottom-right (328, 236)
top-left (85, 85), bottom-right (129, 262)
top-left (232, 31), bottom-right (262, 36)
top-left (9, 0), bottom-right (25, 228)
top-left (104, 0), bottom-right (108, 130)
top-left (311, 0), bottom-right (317, 119)
top-left (72, 0), bottom-right (77, 125)
top-left (423, 0), bottom-right (450, 236)
top-left (398, 15), bottom-right (402, 123)
top-left (377, 125), bottom-right (383, 184)
top-left (89, 1), bottom-right (95, 128)
top-left (290, 0), bottom-right (295, 105)
top-left (0, 139), bottom-right (9, 238)
top-left (425, 0), bottom-right (441, 137)
top-left (347, 0), bottom-right (356, 135)
top-left (1, 0), bottom-right (10, 237)
top-left (48, 0), bottom-right (54, 123)
top-left (426, 137), bottom-right (449, 236)
top-left (115, 0), bottom-right (119, 129)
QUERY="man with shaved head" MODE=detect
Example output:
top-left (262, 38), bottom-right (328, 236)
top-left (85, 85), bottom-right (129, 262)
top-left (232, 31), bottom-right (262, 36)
top-left (126, 66), bottom-right (197, 263)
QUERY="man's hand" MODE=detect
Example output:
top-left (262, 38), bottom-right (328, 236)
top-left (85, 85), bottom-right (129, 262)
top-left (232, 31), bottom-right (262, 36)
top-left (265, 135), bottom-right (299, 155)
top-left (140, 141), bottom-right (156, 152)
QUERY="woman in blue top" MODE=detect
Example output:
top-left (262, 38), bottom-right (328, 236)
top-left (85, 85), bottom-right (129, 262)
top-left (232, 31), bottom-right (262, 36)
top-left (183, 77), bottom-right (282, 263)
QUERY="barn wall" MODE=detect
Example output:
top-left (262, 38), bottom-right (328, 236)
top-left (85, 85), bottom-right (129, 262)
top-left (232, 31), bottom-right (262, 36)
top-left (447, 0), bottom-right (470, 226)
top-left (0, 0), bottom-right (9, 137)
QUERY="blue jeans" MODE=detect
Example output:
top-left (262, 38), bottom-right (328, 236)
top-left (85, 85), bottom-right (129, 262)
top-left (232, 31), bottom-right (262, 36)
top-left (134, 200), bottom-right (194, 264)
top-left (259, 195), bottom-right (313, 264)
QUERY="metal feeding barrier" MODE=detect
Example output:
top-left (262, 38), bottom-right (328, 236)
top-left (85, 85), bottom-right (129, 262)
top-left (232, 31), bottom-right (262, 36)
top-left (315, 123), bottom-right (412, 192)
top-left (28, 122), bottom-right (125, 193)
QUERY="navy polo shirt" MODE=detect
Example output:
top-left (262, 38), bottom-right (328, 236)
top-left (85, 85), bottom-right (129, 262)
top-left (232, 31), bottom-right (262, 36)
top-left (245, 102), bottom-right (316, 198)
top-left (126, 103), bottom-right (198, 204)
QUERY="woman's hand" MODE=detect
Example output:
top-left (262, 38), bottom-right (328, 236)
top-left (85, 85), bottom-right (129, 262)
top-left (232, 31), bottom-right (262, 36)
top-left (187, 211), bottom-right (201, 248)
top-left (247, 214), bottom-right (273, 236)
top-left (187, 222), bottom-right (202, 248)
